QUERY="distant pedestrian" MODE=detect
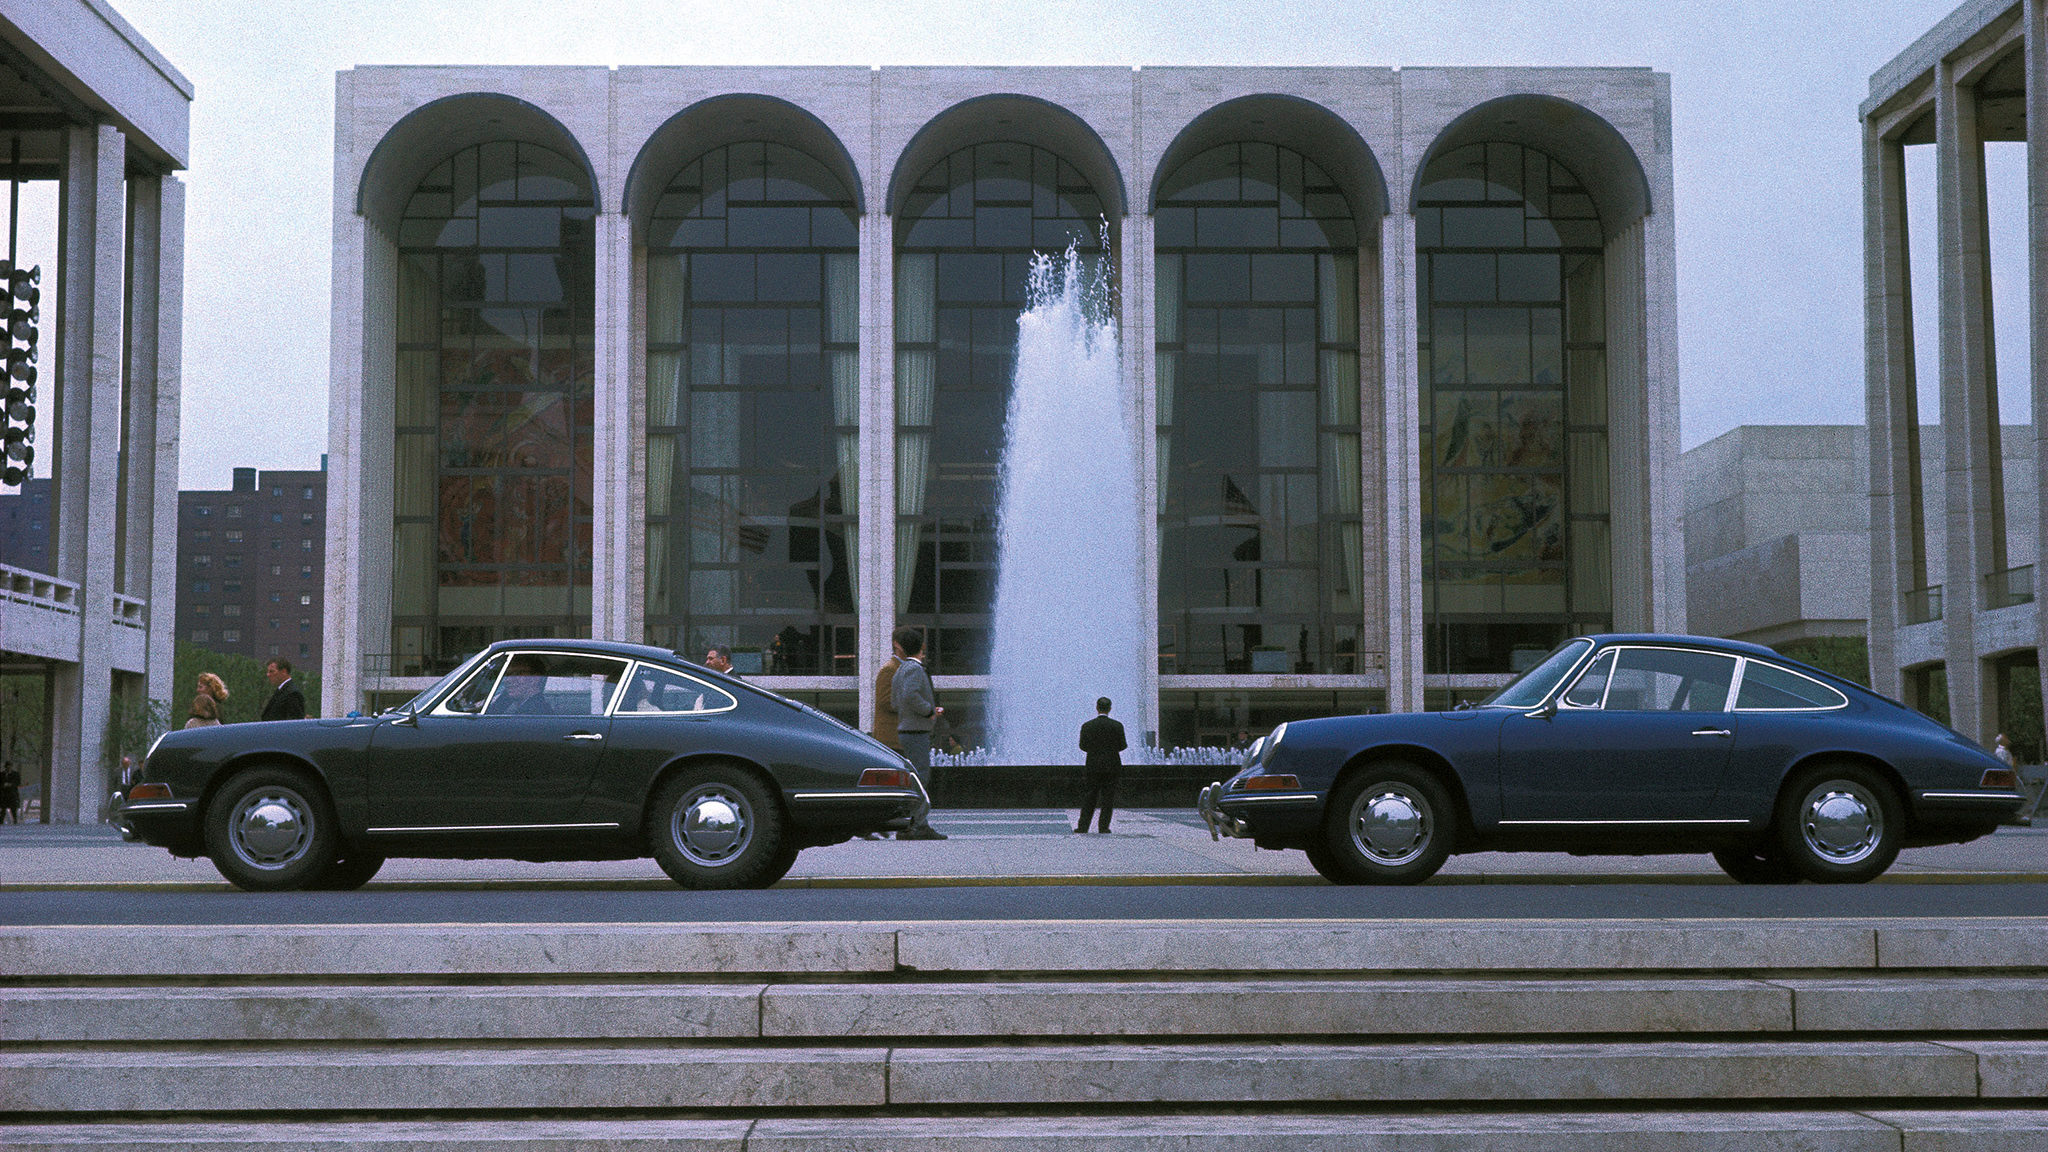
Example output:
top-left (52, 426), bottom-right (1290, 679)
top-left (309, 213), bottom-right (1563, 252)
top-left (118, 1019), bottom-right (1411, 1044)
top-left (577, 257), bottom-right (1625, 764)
top-left (1995, 733), bottom-right (2017, 769)
top-left (871, 650), bottom-right (902, 751)
top-left (704, 645), bottom-right (738, 678)
top-left (890, 626), bottom-right (946, 841)
top-left (259, 660), bottom-right (306, 722)
top-left (0, 761), bottom-right (20, 824)
top-left (1076, 696), bottom-right (1127, 834)
top-left (186, 672), bottom-right (229, 728)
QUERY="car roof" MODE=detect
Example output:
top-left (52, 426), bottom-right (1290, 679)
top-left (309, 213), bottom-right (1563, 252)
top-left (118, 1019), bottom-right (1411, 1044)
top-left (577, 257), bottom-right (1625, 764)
top-left (480, 637), bottom-right (687, 664)
top-left (1580, 633), bottom-right (1783, 660)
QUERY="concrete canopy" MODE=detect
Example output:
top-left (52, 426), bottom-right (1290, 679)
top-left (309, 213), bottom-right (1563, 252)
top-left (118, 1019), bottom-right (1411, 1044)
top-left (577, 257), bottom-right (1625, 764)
top-left (886, 93), bottom-right (1128, 231)
top-left (1148, 93), bottom-right (1390, 221)
top-left (1410, 94), bottom-right (1651, 240)
top-left (624, 93), bottom-right (866, 242)
top-left (355, 92), bottom-right (600, 230)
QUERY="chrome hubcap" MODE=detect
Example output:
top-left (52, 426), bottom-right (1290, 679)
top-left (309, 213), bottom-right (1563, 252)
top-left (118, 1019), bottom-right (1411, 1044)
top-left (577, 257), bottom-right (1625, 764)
top-left (1351, 786), bottom-right (1430, 865)
top-left (1801, 782), bottom-right (1881, 864)
top-left (673, 785), bottom-right (752, 866)
top-left (230, 788), bottom-right (313, 869)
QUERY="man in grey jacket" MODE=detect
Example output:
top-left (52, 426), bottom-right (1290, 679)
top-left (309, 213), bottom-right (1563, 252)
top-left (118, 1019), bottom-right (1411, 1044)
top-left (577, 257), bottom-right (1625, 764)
top-left (890, 626), bottom-right (947, 841)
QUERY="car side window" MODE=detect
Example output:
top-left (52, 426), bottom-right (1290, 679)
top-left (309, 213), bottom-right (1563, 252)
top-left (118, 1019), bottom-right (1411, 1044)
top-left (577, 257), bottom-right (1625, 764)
top-left (483, 654), bottom-right (628, 717)
top-left (437, 655), bottom-right (507, 715)
top-left (616, 663), bottom-right (738, 715)
top-left (1736, 661), bottom-right (1848, 710)
top-left (1601, 648), bottom-right (1738, 712)
top-left (1561, 651), bottom-right (1615, 708)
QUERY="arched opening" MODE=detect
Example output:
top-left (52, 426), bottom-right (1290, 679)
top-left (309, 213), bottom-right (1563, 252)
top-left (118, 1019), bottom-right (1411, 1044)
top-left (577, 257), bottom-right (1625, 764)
top-left (387, 139), bottom-right (598, 670)
top-left (641, 141), bottom-right (861, 675)
top-left (892, 132), bottom-right (1118, 681)
top-left (1415, 140), bottom-right (1610, 676)
top-left (1152, 141), bottom-right (1364, 687)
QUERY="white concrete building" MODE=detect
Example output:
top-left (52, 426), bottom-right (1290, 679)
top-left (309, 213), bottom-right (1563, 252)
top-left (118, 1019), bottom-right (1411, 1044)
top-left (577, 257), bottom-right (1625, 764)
top-left (1864, 0), bottom-right (2048, 743)
top-left (326, 65), bottom-right (1680, 744)
top-left (0, 0), bottom-right (188, 820)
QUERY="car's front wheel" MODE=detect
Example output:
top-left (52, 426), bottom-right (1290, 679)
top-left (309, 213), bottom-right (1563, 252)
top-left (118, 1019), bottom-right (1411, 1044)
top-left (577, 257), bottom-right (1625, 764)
top-left (647, 765), bottom-right (789, 890)
top-left (202, 766), bottom-right (339, 892)
top-left (1319, 763), bottom-right (1455, 885)
top-left (1773, 765), bottom-right (1902, 884)
top-left (1711, 847), bottom-right (1800, 884)
top-left (310, 852), bottom-right (387, 891)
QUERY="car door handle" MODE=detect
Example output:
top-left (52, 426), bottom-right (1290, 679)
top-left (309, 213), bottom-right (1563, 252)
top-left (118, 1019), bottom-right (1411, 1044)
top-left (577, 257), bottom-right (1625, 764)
top-left (1691, 727), bottom-right (1732, 738)
top-left (562, 732), bottom-right (604, 741)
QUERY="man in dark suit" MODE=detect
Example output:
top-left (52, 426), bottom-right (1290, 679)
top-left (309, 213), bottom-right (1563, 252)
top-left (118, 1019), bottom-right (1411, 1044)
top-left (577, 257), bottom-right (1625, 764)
top-left (488, 654), bottom-right (555, 716)
top-left (259, 660), bottom-right (307, 722)
top-left (1076, 696), bottom-right (1127, 834)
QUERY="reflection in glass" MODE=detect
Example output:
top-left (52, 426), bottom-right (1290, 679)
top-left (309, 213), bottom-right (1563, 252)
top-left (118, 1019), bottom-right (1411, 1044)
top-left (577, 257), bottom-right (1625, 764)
top-left (645, 143), bottom-right (859, 675)
top-left (1417, 141), bottom-right (1611, 676)
top-left (1156, 142), bottom-right (1363, 675)
top-left (392, 142), bottom-right (596, 671)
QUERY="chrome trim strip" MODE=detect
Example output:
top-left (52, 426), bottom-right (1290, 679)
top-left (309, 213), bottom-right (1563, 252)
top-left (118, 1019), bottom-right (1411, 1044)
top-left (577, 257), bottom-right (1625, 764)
top-left (366, 821), bottom-right (624, 834)
top-left (788, 790), bottom-right (924, 802)
top-left (1917, 791), bottom-right (2025, 802)
top-left (120, 801), bottom-right (192, 813)
top-left (1499, 811), bottom-right (1753, 819)
top-left (1222, 792), bottom-right (1320, 803)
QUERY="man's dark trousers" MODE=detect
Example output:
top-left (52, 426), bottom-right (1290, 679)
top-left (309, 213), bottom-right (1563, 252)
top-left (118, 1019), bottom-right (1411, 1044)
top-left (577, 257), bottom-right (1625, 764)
top-left (1077, 767), bottom-right (1118, 833)
top-left (1077, 712), bottom-right (1127, 833)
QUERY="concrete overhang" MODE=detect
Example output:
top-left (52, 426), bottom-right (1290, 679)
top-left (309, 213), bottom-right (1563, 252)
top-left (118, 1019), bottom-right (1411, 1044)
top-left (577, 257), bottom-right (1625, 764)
top-left (0, 0), bottom-right (192, 171)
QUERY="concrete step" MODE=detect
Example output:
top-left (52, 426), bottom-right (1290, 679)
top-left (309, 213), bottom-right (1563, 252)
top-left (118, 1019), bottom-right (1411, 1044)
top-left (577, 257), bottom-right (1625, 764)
top-left (4, 1039), bottom-right (2044, 1113)
top-left (4, 1112), bottom-right (2048, 1151)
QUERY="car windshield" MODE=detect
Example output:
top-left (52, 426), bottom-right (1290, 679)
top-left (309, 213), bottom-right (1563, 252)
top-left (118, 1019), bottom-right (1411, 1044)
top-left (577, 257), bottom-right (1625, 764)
top-left (391, 652), bottom-right (486, 714)
top-left (1481, 639), bottom-right (1593, 709)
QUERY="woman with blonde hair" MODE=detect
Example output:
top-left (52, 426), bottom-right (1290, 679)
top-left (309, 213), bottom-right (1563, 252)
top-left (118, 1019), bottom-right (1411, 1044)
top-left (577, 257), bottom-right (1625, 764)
top-left (186, 672), bottom-right (229, 728)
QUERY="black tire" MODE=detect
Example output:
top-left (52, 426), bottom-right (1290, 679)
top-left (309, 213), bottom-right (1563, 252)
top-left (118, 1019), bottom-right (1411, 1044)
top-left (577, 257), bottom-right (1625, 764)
top-left (1303, 840), bottom-right (1348, 884)
top-left (647, 764), bottom-right (788, 890)
top-left (310, 852), bottom-right (387, 891)
top-left (1320, 762), bottom-right (1455, 885)
top-left (1711, 847), bottom-right (1801, 885)
top-left (203, 767), bottom-right (339, 892)
top-left (1773, 765), bottom-right (1902, 884)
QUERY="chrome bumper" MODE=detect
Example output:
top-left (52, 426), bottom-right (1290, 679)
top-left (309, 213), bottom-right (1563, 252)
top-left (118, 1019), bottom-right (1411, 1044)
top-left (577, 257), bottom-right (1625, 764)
top-left (1196, 782), bottom-right (1249, 841)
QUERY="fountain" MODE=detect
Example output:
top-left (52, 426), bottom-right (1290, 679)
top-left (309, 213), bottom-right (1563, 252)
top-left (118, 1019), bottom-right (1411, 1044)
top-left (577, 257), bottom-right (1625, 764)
top-left (982, 249), bottom-right (1143, 764)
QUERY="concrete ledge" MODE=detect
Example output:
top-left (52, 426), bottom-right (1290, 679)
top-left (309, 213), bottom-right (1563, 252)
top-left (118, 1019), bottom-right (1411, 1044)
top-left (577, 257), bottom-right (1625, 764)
top-left (1945, 1041), bottom-right (2048, 1098)
top-left (885, 1040), bottom-right (1982, 1104)
top-left (1778, 977), bottom-right (2048, 1032)
top-left (760, 978), bottom-right (1794, 1038)
top-left (1868, 1110), bottom-right (2048, 1151)
top-left (1875, 924), bottom-right (2048, 968)
top-left (0, 1047), bottom-right (886, 1112)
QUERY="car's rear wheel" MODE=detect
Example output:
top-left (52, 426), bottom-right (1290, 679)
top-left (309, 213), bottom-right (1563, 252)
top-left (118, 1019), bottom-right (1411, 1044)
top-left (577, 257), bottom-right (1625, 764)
top-left (203, 766), bottom-right (339, 892)
top-left (1303, 840), bottom-right (1348, 884)
top-left (1320, 763), bottom-right (1454, 885)
top-left (1773, 764), bottom-right (1902, 884)
top-left (1711, 846), bottom-right (1800, 884)
top-left (311, 852), bottom-right (386, 891)
top-left (647, 764), bottom-right (788, 890)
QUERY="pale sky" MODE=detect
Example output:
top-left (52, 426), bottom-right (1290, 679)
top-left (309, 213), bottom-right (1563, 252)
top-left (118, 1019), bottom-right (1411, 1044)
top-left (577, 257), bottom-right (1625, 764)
top-left (82, 0), bottom-right (2015, 488)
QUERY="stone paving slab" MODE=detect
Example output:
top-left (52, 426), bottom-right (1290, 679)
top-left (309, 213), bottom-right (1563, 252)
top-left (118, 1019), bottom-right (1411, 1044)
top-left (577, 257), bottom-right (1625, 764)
top-left (884, 1039), bottom-right (1984, 1104)
top-left (0, 1046), bottom-right (886, 1113)
top-left (1871, 1110), bottom-right (2048, 1152)
top-left (1774, 977), bottom-right (2048, 1031)
top-left (1939, 1040), bottom-right (2048, 1098)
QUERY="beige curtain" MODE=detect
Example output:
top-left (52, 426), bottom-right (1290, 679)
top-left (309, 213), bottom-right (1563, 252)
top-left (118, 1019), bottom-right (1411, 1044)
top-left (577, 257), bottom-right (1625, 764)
top-left (1155, 255), bottom-right (1180, 514)
top-left (646, 434), bottom-right (677, 618)
top-left (1318, 252), bottom-right (1363, 623)
top-left (826, 252), bottom-right (860, 591)
top-left (895, 254), bottom-right (937, 614)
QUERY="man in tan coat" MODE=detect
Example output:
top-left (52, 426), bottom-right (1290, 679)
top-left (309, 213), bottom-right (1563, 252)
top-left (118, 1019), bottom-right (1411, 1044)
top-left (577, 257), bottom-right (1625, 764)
top-left (872, 655), bottom-right (902, 751)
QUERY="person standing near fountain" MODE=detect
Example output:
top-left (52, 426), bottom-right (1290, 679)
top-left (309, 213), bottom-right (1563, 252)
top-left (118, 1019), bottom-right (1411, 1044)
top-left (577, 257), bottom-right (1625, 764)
top-left (1076, 697), bottom-right (1127, 834)
top-left (890, 627), bottom-right (947, 841)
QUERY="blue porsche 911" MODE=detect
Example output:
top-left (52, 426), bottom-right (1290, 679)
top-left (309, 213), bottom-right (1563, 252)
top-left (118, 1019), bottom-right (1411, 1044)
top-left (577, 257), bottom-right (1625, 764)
top-left (1197, 634), bottom-right (2027, 884)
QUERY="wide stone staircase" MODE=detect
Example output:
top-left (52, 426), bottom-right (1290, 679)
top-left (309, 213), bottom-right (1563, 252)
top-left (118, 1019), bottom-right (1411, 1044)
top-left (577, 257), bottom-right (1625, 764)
top-left (2, 918), bottom-right (2045, 1149)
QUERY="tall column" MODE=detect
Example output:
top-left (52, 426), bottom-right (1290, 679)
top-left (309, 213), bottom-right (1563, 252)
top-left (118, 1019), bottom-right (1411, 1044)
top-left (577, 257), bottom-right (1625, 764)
top-left (120, 175), bottom-right (185, 708)
top-left (1605, 221), bottom-right (1651, 632)
top-left (48, 123), bottom-right (127, 822)
top-left (590, 210), bottom-right (634, 642)
top-left (1123, 208), bottom-right (1159, 743)
top-left (322, 77), bottom-right (364, 716)
top-left (1865, 124), bottom-right (1923, 705)
top-left (1355, 233), bottom-right (1388, 702)
top-left (857, 201), bottom-right (897, 733)
top-left (1935, 59), bottom-right (2001, 744)
top-left (1380, 210), bottom-right (1422, 713)
top-left (2026, 0), bottom-right (2048, 727)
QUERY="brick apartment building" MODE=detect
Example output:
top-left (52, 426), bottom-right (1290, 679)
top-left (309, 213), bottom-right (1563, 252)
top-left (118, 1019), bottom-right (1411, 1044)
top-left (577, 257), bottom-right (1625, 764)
top-left (176, 465), bottom-right (326, 667)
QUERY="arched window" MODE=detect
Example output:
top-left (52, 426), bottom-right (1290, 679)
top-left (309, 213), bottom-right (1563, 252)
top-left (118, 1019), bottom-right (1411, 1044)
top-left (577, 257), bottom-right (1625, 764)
top-left (1416, 142), bottom-right (1611, 675)
top-left (1153, 142), bottom-right (1363, 677)
top-left (391, 142), bottom-right (596, 669)
top-left (894, 142), bottom-right (1108, 674)
top-left (644, 142), bottom-right (859, 675)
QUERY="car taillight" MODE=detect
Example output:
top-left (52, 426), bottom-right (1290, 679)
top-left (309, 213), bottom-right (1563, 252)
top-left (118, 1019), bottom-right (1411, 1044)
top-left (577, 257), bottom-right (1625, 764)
top-left (1981, 768), bottom-right (2018, 789)
top-left (859, 768), bottom-right (913, 788)
top-left (1242, 774), bottom-right (1301, 791)
top-left (127, 783), bottom-right (172, 801)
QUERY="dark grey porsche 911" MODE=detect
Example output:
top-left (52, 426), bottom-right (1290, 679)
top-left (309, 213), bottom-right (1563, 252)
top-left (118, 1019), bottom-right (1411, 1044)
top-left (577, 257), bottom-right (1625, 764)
top-left (118, 639), bottom-right (927, 891)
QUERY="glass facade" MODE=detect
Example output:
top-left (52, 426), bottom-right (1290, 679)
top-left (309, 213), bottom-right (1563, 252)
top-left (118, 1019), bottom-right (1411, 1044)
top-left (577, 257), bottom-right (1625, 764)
top-left (1153, 142), bottom-right (1364, 676)
top-left (643, 142), bottom-right (860, 675)
top-left (391, 142), bottom-right (596, 672)
top-left (894, 142), bottom-right (1107, 674)
top-left (1417, 142), bottom-right (1611, 675)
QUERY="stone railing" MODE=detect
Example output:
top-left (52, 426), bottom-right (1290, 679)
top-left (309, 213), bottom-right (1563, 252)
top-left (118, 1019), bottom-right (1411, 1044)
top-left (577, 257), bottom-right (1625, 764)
top-left (0, 563), bottom-right (79, 616)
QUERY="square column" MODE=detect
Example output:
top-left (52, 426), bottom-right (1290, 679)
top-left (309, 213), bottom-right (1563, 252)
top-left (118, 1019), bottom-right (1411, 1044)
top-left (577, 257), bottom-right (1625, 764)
top-left (591, 210), bottom-right (634, 642)
top-left (856, 204), bottom-right (896, 733)
top-left (1935, 58), bottom-right (2002, 743)
top-left (119, 174), bottom-right (186, 707)
top-left (1380, 210), bottom-right (1423, 713)
top-left (2027, 0), bottom-right (2048, 725)
top-left (1864, 125), bottom-right (1925, 705)
top-left (1122, 209), bottom-right (1159, 742)
top-left (47, 123), bottom-right (128, 823)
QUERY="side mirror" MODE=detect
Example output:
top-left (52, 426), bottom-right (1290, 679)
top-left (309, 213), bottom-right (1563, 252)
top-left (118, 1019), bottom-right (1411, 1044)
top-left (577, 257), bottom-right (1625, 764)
top-left (1524, 697), bottom-right (1558, 721)
top-left (393, 708), bottom-right (419, 727)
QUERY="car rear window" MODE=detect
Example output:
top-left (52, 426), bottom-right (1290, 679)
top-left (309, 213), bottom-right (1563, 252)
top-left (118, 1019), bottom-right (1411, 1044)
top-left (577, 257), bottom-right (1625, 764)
top-left (616, 663), bottom-right (737, 715)
top-left (1736, 661), bottom-right (1848, 711)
